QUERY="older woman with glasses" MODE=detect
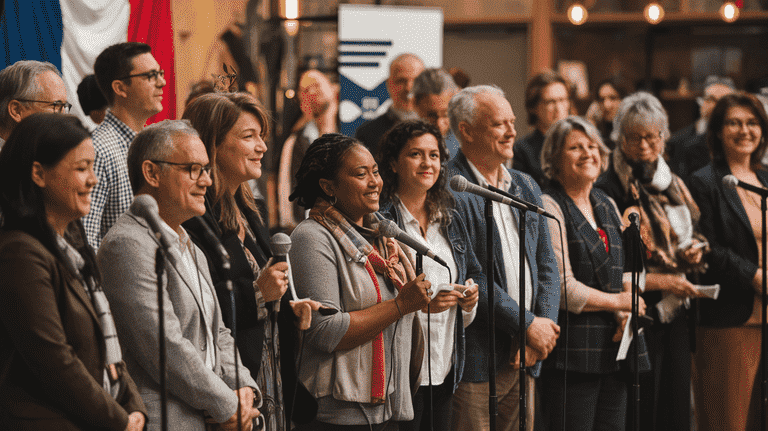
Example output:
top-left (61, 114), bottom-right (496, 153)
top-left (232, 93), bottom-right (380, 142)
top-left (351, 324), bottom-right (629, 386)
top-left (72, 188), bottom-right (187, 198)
top-left (595, 92), bottom-right (708, 431)
top-left (688, 93), bottom-right (768, 431)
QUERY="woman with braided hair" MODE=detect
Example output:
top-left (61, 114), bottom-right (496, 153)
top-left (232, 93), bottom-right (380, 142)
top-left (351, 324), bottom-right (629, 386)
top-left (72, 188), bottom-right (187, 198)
top-left (289, 133), bottom-right (431, 430)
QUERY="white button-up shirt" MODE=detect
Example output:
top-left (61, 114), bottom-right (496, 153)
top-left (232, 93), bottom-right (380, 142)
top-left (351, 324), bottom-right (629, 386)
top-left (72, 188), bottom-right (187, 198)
top-left (466, 161), bottom-right (533, 311)
top-left (161, 221), bottom-right (217, 370)
top-left (396, 200), bottom-right (476, 386)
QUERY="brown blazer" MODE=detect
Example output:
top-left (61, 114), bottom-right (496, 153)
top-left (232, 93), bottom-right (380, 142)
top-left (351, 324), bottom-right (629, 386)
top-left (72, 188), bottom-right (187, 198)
top-left (0, 229), bottom-right (146, 430)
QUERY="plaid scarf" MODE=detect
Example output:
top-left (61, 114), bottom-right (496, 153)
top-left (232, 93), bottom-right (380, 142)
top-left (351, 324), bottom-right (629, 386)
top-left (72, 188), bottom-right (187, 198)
top-left (614, 152), bottom-right (709, 274)
top-left (309, 198), bottom-right (415, 404)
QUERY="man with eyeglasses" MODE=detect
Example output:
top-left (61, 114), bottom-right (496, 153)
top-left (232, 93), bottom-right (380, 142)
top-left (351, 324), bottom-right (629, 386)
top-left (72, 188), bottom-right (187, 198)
top-left (84, 42), bottom-right (167, 250)
top-left (0, 60), bottom-right (69, 149)
top-left (667, 75), bottom-right (735, 183)
top-left (98, 120), bottom-right (262, 431)
top-left (513, 70), bottom-right (573, 187)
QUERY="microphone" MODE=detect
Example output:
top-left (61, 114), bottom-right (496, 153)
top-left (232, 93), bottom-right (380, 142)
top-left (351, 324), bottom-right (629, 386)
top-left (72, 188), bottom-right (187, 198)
top-left (270, 232), bottom-right (292, 263)
top-left (486, 184), bottom-right (556, 219)
top-left (131, 194), bottom-right (173, 250)
top-left (723, 174), bottom-right (768, 198)
top-left (378, 219), bottom-right (449, 268)
top-left (271, 233), bottom-right (299, 304)
top-left (449, 175), bottom-right (555, 219)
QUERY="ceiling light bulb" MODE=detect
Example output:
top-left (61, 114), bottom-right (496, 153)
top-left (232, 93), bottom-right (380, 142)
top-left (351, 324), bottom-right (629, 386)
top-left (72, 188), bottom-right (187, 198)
top-left (719, 2), bottom-right (740, 23)
top-left (567, 3), bottom-right (588, 25)
top-left (644, 2), bottom-right (665, 24)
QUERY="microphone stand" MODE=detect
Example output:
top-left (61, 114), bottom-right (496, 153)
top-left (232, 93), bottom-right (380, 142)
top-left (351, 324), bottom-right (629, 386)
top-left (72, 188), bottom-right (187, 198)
top-left (414, 253), bottom-right (434, 431)
top-left (762, 195), bottom-right (767, 431)
top-left (223, 263), bottom-right (244, 431)
top-left (485, 199), bottom-right (498, 431)
top-left (518, 207), bottom-right (528, 431)
top-left (154, 247), bottom-right (168, 431)
top-left (625, 213), bottom-right (643, 431)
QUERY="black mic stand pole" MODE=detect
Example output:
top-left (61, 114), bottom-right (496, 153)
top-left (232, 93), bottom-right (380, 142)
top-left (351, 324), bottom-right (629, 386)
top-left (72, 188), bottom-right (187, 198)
top-left (762, 195), bottom-right (767, 431)
top-left (626, 213), bottom-right (642, 431)
top-left (222, 259), bottom-right (245, 431)
top-left (485, 199), bottom-right (498, 431)
top-left (154, 247), bottom-right (168, 431)
top-left (518, 208), bottom-right (528, 431)
top-left (414, 253), bottom-right (434, 431)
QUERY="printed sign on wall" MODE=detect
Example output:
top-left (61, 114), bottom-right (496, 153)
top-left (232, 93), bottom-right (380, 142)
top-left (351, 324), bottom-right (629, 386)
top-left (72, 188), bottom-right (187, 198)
top-left (338, 4), bottom-right (442, 137)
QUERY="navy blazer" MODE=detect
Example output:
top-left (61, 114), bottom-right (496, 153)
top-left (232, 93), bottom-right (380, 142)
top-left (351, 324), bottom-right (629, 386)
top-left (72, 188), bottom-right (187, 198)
top-left (445, 151), bottom-right (561, 379)
top-left (688, 161), bottom-right (768, 327)
top-left (379, 202), bottom-right (487, 392)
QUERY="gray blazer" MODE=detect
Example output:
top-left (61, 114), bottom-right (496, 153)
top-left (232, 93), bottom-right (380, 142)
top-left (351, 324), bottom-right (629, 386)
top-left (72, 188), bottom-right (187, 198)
top-left (98, 208), bottom-right (259, 431)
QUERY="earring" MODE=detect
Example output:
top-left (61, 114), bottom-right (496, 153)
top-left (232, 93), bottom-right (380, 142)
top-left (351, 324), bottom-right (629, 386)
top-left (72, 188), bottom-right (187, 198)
top-left (329, 195), bottom-right (337, 206)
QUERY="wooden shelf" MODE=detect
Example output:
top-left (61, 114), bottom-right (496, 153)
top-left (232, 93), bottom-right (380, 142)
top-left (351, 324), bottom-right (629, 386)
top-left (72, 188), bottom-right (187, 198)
top-left (445, 16), bottom-right (531, 27)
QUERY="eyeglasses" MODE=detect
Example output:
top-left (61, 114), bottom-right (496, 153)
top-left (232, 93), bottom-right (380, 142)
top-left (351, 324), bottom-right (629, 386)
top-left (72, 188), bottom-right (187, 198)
top-left (724, 118), bottom-right (761, 130)
top-left (16, 99), bottom-right (72, 113)
top-left (151, 160), bottom-right (212, 180)
top-left (624, 132), bottom-right (662, 147)
top-left (118, 69), bottom-right (165, 83)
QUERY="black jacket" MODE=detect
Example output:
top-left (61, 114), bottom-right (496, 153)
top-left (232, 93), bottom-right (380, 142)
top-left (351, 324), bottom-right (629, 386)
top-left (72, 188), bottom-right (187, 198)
top-left (688, 161), bottom-right (768, 327)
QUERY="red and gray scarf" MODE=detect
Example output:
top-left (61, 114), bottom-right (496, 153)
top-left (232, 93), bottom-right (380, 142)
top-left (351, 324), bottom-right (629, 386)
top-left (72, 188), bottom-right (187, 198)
top-left (309, 198), bottom-right (415, 404)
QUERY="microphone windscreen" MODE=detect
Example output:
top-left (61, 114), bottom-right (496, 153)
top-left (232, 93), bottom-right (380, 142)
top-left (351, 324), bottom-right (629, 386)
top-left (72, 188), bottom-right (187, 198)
top-left (130, 194), bottom-right (160, 221)
top-left (378, 219), bottom-right (401, 238)
top-left (270, 232), bottom-right (292, 257)
top-left (722, 174), bottom-right (739, 190)
top-left (449, 175), bottom-right (469, 192)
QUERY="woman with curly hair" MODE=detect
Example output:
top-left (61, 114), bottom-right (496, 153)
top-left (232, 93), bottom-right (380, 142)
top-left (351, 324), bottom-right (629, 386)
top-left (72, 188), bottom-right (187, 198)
top-left (377, 120), bottom-right (481, 431)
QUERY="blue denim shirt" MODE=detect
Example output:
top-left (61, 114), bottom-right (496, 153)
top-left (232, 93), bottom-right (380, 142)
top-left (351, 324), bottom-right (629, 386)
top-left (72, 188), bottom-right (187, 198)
top-left (445, 151), bottom-right (560, 380)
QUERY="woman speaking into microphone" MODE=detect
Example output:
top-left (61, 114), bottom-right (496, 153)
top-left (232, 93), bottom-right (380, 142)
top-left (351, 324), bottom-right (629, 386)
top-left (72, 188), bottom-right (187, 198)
top-left (377, 120), bottom-right (481, 431)
top-left (288, 133), bottom-right (431, 430)
top-left (182, 92), bottom-right (300, 430)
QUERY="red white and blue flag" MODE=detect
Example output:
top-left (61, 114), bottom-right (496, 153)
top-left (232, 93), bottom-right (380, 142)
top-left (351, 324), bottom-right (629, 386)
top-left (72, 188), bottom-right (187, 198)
top-left (0, 0), bottom-right (176, 124)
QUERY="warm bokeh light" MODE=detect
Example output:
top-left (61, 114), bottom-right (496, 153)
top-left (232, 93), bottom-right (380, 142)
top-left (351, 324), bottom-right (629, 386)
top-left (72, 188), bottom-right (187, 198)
top-left (284, 0), bottom-right (298, 20)
top-left (285, 89), bottom-right (295, 99)
top-left (284, 19), bottom-right (299, 36)
top-left (719, 2), bottom-right (740, 23)
top-left (644, 2), bottom-right (665, 24)
top-left (567, 4), bottom-right (588, 25)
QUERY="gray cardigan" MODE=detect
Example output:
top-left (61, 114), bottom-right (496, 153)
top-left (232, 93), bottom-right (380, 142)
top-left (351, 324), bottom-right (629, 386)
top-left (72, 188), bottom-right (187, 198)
top-left (290, 218), bottom-right (416, 425)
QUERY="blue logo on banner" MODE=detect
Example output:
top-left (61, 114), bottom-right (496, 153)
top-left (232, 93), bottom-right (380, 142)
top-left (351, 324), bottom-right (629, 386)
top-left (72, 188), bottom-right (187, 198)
top-left (339, 73), bottom-right (390, 137)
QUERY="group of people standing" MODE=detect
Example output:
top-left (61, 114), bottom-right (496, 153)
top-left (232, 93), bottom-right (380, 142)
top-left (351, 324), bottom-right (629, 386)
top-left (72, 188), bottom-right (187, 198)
top-left (0, 42), bottom-right (766, 431)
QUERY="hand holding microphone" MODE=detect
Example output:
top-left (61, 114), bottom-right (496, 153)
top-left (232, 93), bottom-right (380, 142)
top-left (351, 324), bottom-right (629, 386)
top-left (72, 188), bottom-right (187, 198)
top-left (396, 273), bottom-right (432, 316)
top-left (270, 233), bottom-right (336, 324)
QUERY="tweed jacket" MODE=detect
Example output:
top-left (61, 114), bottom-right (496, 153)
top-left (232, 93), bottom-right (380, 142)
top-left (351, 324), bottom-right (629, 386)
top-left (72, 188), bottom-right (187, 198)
top-left (379, 201), bottom-right (487, 391)
top-left (0, 229), bottom-right (146, 430)
top-left (98, 208), bottom-right (258, 430)
top-left (544, 186), bottom-right (626, 374)
top-left (688, 161), bottom-right (768, 327)
top-left (445, 151), bottom-right (561, 379)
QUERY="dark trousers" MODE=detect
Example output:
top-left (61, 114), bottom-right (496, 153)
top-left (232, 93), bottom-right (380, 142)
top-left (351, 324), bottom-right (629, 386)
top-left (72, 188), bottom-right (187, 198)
top-left (400, 372), bottom-right (455, 431)
top-left (539, 369), bottom-right (627, 431)
top-left (634, 312), bottom-right (690, 431)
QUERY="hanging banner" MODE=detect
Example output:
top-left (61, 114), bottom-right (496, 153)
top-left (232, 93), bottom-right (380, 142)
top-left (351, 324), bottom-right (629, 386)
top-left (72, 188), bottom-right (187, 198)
top-left (338, 4), bottom-right (442, 137)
